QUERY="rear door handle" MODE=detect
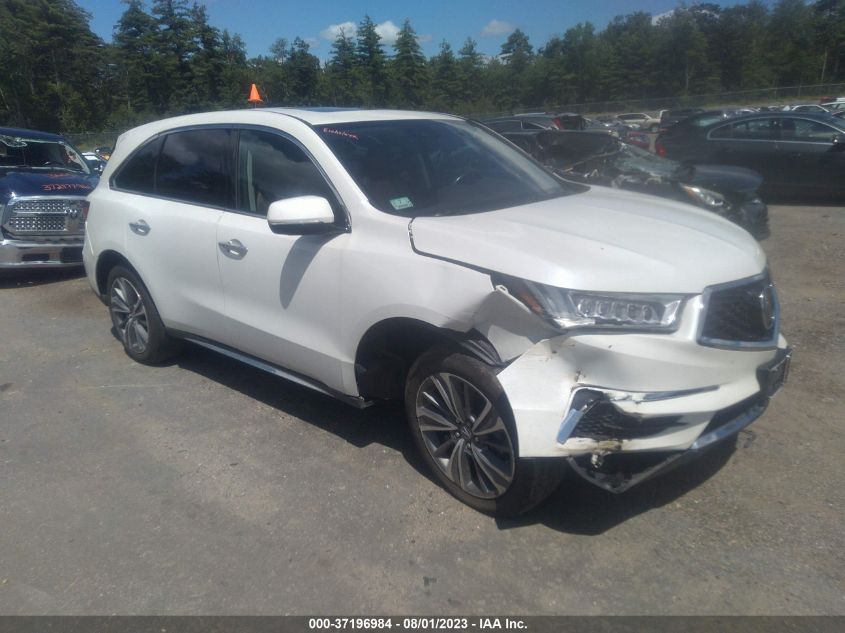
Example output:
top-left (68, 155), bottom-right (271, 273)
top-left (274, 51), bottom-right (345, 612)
top-left (218, 238), bottom-right (248, 259)
top-left (129, 219), bottom-right (150, 235)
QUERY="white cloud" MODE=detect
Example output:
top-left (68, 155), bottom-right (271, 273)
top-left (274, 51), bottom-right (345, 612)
top-left (651, 9), bottom-right (674, 25)
top-left (304, 37), bottom-right (319, 48)
top-left (375, 20), bottom-right (400, 45)
top-left (417, 33), bottom-right (433, 44)
top-left (319, 19), bottom-right (406, 46)
top-left (481, 19), bottom-right (514, 37)
top-left (319, 21), bottom-right (356, 41)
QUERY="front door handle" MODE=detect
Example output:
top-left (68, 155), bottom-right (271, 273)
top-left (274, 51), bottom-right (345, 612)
top-left (219, 238), bottom-right (248, 259)
top-left (129, 219), bottom-right (150, 235)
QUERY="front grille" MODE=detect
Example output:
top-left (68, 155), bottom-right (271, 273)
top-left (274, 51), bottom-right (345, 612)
top-left (699, 275), bottom-right (777, 346)
top-left (572, 401), bottom-right (684, 440)
top-left (3, 198), bottom-right (85, 237)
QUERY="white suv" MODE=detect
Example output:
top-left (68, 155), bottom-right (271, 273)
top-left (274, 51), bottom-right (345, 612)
top-left (83, 108), bottom-right (790, 515)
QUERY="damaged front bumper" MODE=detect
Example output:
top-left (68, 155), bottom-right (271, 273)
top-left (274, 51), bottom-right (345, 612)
top-left (491, 291), bottom-right (790, 492)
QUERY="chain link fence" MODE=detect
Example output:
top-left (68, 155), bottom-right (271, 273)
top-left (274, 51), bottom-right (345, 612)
top-left (476, 82), bottom-right (845, 118)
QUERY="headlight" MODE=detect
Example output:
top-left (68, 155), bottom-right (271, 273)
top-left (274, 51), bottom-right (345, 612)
top-left (494, 275), bottom-right (686, 331)
top-left (681, 184), bottom-right (726, 209)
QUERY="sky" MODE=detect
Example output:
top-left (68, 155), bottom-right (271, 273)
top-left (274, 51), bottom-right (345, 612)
top-left (75, 0), bottom-right (773, 61)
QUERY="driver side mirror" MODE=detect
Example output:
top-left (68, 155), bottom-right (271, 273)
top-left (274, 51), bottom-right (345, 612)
top-left (267, 196), bottom-right (339, 235)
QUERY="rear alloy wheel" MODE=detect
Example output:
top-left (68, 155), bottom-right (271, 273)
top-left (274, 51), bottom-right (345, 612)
top-left (406, 348), bottom-right (564, 516)
top-left (107, 265), bottom-right (180, 364)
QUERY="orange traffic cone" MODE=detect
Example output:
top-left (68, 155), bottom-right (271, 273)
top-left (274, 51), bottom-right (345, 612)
top-left (247, 83), bottom-right (263, 106)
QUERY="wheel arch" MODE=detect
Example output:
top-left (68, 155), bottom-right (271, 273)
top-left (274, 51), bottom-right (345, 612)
top-left (354, 317), bottom-right (503, 400)
top-left (95, 250), bottom-right (135, 299)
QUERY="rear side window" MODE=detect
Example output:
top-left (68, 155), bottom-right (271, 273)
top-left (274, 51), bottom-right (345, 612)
top-left (157, 129), bottom-right (234, 208)
top-left (711, 118), bottom-right (779, 141)
top-left (112, 137), bottom-right (162, 194)
top-left (237, 130), bottom-right (336, 217)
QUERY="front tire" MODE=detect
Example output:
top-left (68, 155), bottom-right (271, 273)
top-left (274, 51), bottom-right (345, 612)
top-left (107, 265), bottom-right (180, 364)
top-left (405, 348), bottom-right (563, 516)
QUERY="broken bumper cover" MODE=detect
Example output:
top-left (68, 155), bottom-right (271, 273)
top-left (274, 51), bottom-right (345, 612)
top-left (495, 305), bottom-right (790, 491)
top-left (0, 237), bottom-right (84, 268)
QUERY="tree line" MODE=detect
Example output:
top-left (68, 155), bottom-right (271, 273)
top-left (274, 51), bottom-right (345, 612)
top-left (1, 0), bottom-right (844, 134)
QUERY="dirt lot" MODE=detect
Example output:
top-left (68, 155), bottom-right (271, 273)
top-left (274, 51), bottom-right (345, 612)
top-left (0, 205), bottom-right (843, 615)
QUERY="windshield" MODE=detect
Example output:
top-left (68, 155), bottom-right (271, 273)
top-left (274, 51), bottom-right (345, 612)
top-left (316, 119), bottom-right (573, 216)
top-left (0, 134), bottom-right (90, 174)
top-left (611, 142), bottom-right (683, 178)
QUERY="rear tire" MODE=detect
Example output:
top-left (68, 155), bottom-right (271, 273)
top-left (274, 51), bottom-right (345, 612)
top-left (405, 347), bottom-right (564, 516)
top-left (106, 265), bottom-right (181, 364)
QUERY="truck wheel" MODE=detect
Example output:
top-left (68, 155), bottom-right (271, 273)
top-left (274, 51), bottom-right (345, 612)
top-left (405, 347), bottom-right (564, 516)
top-left (106, 265), bottom-right (181, 364)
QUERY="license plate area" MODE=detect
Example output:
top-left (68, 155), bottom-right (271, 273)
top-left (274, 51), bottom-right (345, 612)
top-left (757, 348), bottom-right (792, 397)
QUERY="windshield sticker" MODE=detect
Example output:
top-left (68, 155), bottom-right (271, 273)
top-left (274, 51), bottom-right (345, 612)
top-left (389, 196), bottom-right (414, 210)
top-left (42, 183), bottom-right (92, 192)
top-left (322, 127), bottom-right (358, 141)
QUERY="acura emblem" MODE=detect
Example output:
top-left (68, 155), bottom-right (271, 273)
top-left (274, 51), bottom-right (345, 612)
top-left (758, 285), bottom-right (775, 331)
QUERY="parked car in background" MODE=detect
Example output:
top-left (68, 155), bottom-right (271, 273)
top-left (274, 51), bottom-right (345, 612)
top-left (94, 145), bottom-right (113, 161)
top-left (502, 129), bottom-right (768, 237)
top-left (0, 127), bottom-right (98, 268)
top-left (790, 104), bottom-right (830, 113)
top-left (623, 130), bottom-right (651, 149)
top-left (659, 108), bottom-right (706, 132)
top-left (81, 151), bottom-right (107, 174)
top-left (83, 108), bottom-right (789, 515)
top-left (483, 112), bottom-right (588, 133)
top-left (616, 112), bottom-right (660, 132)
top-left (655, 112), bottom-right (845, 200)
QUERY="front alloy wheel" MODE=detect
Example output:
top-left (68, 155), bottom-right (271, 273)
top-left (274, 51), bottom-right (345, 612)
top-left (416, 372), bottom-right (516, 498)
top-left (405, 348), bottom-right (564, 516)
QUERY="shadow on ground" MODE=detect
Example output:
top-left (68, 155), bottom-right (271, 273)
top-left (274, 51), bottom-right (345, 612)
top-left (173, 342), bottom-right (738, 536)
top-left (0, 267), bottom-right (85, 289)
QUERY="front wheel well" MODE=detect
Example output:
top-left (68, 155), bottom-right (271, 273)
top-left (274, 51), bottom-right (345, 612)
top-left (354, 317), bottom-right (503, 400)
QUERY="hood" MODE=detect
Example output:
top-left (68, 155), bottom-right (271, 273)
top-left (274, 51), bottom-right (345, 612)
top-left (684, 164), bottom-right (762, 194)
top-left (0, 170), bottom-right (97, 200)
top-left (409, 186), bottom-right (766, 294)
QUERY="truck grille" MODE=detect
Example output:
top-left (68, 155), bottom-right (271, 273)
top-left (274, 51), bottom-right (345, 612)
top-left (3, 198), bottom-right (86, 237)
top-left (699, 274), bottom-right (778, 347)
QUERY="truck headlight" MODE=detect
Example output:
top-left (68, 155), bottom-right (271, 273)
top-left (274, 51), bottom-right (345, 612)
top-left (681, 184), bottom-right (726, 209)
top-left (494, 275), bottom-right (686, 331)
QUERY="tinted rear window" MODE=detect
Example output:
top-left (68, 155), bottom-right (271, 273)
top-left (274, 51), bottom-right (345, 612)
top-left (157, 129), bottom-right (234, 207)
top-left (113, 137), bottom-right (161, 194)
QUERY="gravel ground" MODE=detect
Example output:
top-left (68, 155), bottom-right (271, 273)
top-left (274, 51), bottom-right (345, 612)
top-left (0, 204), bottom-right (843, 615)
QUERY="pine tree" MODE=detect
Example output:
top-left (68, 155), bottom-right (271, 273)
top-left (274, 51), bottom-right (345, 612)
top-left (390, 19), bottom-right (428, 108)
top-left (356, 15), bottom-right (388, 106)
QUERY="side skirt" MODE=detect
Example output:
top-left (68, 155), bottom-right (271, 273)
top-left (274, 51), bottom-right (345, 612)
top-left (173, 331), bottom-right (374, 410)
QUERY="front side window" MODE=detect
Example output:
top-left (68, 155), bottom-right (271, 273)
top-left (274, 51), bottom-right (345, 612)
top-left (157, 128), bottom-right (234, 208)
top-left (317, 119), bottom-right (573, 216)
top-left (237, 130), bottom-right (336, 217)
top-left (780, 118), bottom-right (839, 143)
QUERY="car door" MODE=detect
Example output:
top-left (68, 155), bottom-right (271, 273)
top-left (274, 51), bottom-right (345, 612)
top-left (119, 128), bottom-right (230, 339)
top-left (216, 127), bottom-right (350, 392)
top-left (777, 117), bottom-right (845, 197)
top-left (707, 117), bottom-right (784, 189)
